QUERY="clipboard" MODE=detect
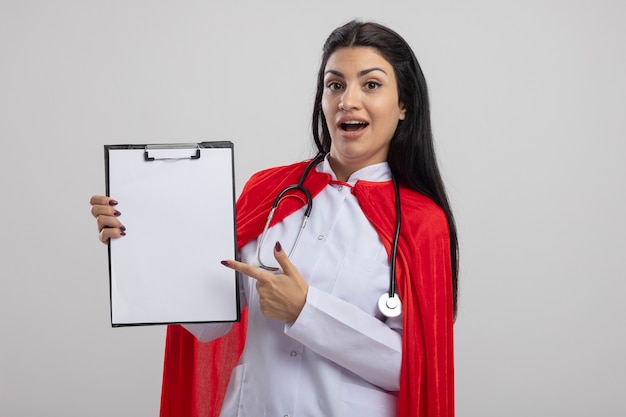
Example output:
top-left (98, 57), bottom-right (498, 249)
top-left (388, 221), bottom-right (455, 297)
top-left (104, 142), bottom-right (240, 327)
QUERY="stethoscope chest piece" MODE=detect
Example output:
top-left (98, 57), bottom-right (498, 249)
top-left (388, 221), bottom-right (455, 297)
top-left (378, 293), bottom-right (402, 318)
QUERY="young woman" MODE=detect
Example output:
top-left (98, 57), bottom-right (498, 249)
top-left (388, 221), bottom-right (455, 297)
top-left (91, 20), bottom-right (458, 417)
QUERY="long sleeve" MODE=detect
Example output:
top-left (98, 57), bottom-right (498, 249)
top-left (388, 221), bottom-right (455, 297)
top-left (182, 322), bottom-right (233, 343)
top-left (183, 273), bottom-right (249, 343)
top-left (285, 286), bottom-right (402, 390)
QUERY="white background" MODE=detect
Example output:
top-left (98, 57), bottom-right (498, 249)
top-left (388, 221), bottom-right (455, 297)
top-left (1, 1), bottom-right (625, 416)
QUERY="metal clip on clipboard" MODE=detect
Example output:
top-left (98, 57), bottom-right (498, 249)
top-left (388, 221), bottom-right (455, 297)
top-left (144, 143), bottom-right (201, 161)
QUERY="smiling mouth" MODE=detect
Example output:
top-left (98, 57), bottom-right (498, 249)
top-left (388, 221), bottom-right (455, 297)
top-left (341, 121), bottom-right (369, 132)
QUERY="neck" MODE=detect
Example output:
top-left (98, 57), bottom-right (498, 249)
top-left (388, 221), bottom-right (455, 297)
top-left (327, 155), bottom-right (356, 182)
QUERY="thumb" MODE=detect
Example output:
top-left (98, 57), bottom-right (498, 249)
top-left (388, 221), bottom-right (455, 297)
top-left (273, 241), bottom-right (296, 276)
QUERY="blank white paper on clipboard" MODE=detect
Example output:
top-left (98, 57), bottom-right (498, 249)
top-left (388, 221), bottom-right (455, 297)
top-left (105, 142), bottom-right (239, 326)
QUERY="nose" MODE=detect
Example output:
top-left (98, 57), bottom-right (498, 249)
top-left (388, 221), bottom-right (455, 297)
top-left (339, 84), bottom-right (361, 111)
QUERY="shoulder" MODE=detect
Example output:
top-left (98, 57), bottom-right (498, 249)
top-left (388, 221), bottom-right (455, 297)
top-left (399, 187), bottom-right (447, 223)
top-left (399, 187), bottom-right (449, 237)
top-left (244, 161), bottom-right (310, 190)
top-left (355, 181), bottom-right (447, 225)
top-left (354, 181), bottom-right (449, 238)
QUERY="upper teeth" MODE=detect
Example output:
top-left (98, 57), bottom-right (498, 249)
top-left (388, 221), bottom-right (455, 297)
top-left (343, 121), bottom-right (366, 125)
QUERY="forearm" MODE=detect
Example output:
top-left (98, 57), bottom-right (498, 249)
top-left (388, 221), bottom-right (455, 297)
top-left (183, 272), bottom-right (248, 343)
top-left (285, 286), bottom-right (402, 391)
top-left (182, 322), bottom-right (234, 343)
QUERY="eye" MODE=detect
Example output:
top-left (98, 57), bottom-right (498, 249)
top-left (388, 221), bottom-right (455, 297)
top-left (364, 81), bottom-right (382, 90)
top-left (326, 81), bottom-right (344, 91)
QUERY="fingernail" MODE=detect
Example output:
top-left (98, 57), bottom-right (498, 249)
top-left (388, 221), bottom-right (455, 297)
top-left (109, 200), bottom-right (119, 206)
top-left (120, 231), bottom-right (126, 236)
top-left (113, 210), bottom-right (122, 216)
top-left (275, 241), bottom-right (282, 252)
top-left (221, 260), bottom-right (230, 267)
top-left (119, 225), bottom-right (126, 232)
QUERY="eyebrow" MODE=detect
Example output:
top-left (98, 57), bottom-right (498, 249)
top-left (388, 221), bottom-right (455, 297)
top-left (324, 67), bottom-right (388, 78)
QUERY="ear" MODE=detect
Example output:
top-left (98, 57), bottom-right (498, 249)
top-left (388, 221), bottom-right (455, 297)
top-left (398, 102), bottom-right (407, 121)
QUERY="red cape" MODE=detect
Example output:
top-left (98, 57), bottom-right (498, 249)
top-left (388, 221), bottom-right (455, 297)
top-left (160, 160), bottom-right (454, 417)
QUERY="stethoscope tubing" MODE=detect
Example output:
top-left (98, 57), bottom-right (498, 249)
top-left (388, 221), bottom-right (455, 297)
top-left (256, 153), bottom-right (402, 317)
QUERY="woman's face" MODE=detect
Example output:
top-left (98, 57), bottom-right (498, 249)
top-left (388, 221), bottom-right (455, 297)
top-left (322, 46), bottom-right (406, 181)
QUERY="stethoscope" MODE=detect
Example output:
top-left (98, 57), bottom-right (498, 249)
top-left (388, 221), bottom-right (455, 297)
top-left (255, 154), bottom-right (403, 318)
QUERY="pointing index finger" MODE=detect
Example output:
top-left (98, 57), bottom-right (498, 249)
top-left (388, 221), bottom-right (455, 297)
top-left (221, 260), bottom-right (272, 285)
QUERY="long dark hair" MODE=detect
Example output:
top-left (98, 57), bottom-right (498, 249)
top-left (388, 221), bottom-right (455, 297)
top-left (312, 20), bottom-right (459, 318)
